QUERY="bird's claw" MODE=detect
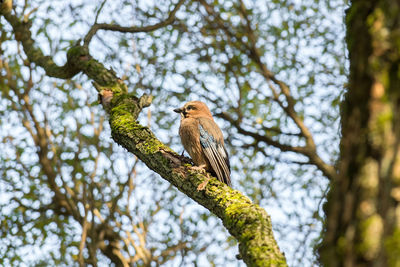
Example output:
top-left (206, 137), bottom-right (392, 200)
top-left (197, 179), bottom-right (210, 191)
top-left (191, 165), bottom-right (206, 173)
top-left (196, 168), bottom-right (210, 191)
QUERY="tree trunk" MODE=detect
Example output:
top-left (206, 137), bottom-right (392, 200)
top-left (319, 1), bottom-right (400, 266)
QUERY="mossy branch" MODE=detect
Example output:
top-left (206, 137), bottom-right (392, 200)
top-left (106, 93), bottom-right (287, 266)
top-left (1, 9), bottom-right (287, 267)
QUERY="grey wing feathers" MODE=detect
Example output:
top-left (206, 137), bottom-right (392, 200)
top-left (199, 124), bottom-right (231, 186)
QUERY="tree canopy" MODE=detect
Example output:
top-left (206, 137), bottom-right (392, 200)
top-left (1, 0), bottom-right (399, 266)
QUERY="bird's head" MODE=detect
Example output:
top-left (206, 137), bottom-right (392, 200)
top-left (174, 101), bottom-right (213, 119)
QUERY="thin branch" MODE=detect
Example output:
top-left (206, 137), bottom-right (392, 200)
top-left (78, 200), bottom-right (89, 267)
top-left (94, 0), bottom-right (108, 24)
top-left (83, 0), bottom-right (186, 46)
top-left (219, 110), bottom-right (336, 179)
top-left (218, 111), bottom-right (308, 154)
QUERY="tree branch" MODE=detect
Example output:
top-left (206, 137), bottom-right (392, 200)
top-left (217, 111), bottom-right (307, 154)
top-left (83, 0), bottom-right (186, 46)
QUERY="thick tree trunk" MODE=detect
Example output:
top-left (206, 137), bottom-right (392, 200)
top-left (319, 1), bottom-right (400, 266)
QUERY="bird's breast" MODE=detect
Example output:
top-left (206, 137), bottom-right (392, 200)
top-left (179, 118), bottom-right (208, 166)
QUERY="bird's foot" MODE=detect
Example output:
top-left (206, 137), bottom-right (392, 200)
top-left (191, 164), bottom-right (207, 173)
top-left (197, 178), bottom-right (209, 191)
top-left (197, 172), bottom-right (211, 191)
top-left (190, 165), bottom-right (209, 190)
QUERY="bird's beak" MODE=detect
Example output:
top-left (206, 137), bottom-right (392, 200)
top-left (174, 108), bottom-right (183, 113)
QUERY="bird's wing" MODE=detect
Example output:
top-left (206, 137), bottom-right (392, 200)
top-left (198, 120), bottom-right (231, 186)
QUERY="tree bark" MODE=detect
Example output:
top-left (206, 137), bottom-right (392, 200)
top-left (319, 1), bottom-right (400, 266)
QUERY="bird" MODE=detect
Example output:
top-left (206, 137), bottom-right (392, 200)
top-left (174, 101), bottom-right (231, 188)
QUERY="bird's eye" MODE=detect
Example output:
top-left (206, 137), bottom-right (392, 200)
top-left (187, 106), bottom-right (193, 110)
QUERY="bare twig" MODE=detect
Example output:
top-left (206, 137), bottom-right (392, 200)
top-left (78, 202), bottom-right (89, 267)
top-left (83, 0), bottom-right (186, 46)
top-left (218, 111), bottom-right (308, 154)
top-left (94, 0), bottom-right (108, 24)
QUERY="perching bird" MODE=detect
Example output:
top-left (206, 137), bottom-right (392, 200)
top-left (174, 101), bottom-right (231, 188)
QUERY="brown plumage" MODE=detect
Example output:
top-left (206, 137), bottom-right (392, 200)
top-left (174, 101), bottom-right (231, 187)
